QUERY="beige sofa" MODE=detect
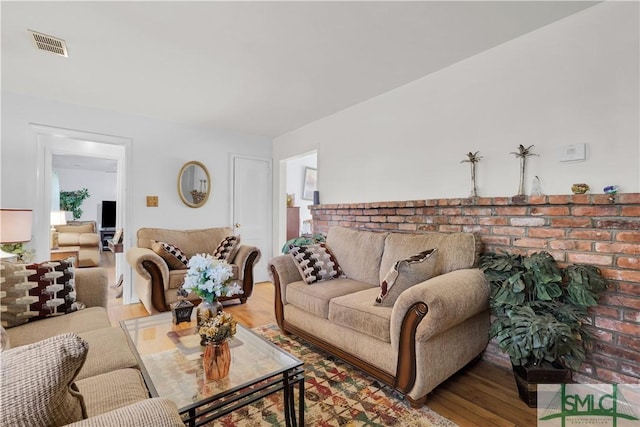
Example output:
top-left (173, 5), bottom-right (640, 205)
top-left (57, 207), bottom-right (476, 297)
top-left (269, 226), bottom-right (490, 407)
top-left (0, 262), bottom-right (183, 426)
top-left (57, 221), bottom-right (100, 267)
top-left (127, 227), bottom-right (261, 314)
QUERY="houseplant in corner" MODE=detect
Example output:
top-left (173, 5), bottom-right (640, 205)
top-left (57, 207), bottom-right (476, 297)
top-left (480, 251), bottom-right (608, 407)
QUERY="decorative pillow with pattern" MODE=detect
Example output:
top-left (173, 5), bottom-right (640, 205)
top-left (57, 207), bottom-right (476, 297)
top-left (289, 243), bottom-right (345, 285)
top-left (375, 248), bottom-right (438, 307)
top-left (0, 333), bottom-right (88, 426)
top-left (0, 259), bottom-right (83, 329)
top-left (212, 235), bottom-right (241, 262)
top-left (151, 241), bottom-right (189, 270)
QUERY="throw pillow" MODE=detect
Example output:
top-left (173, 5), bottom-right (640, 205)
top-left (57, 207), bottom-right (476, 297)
top-left (0, 259), bottom-right (83, 328)
top-left (151, 241), bottom-right (189, 270)
top-left (289, 243), bottom-right (345, 285)
top-left (375, 248), bottom-right (438, 307)
top-left (212, 235), bottom-right (241, 262)
top-left (0, 326), bottom-right (9, 351)
top-left (1, 333), bottom-right (88, 426)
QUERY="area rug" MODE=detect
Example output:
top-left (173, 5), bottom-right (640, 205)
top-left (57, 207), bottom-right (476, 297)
top-left (211, 324), bottom-right (457, 427)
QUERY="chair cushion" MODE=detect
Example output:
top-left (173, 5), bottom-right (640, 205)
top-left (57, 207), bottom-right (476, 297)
top-left (76, 368), bottom-right (149, 417)
top-left (75, 327), bottom-right (139, 380)
top-left (0, 333), bottom-right (88, 427)
top-left (326, 227), bottom-right (388, 286)
top-left (286, 278), bottom-right (373, 319)
top-left (289, 243), bottom-right (345, 284)
top-left (151, 241), bottom-right (188, 270)
top-left (213, 235), bottom-right (241, 262)
top-left (64, 398), bottom-right (184, 427)
top-left (57, 224), bottom-right (94, 233)
top-left (329, 288), bottom-right (392, 342)
top-left (375, 248), bottom-right (438, 307)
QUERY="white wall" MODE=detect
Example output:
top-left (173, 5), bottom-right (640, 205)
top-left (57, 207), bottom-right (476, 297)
top-left (273, 2), bottom-right (639, 210)
top-left (286, 152), bottom-right (317, 234)
top-left (55, 168), bottom-right (118, 225)
top-left (1, 92), bottom-right (272, 261)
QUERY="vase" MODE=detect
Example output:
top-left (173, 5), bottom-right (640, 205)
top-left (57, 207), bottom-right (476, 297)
top-left (202, 340), bottom-right (231, 380)
top-left (196, 299), bottom-right (223, 329)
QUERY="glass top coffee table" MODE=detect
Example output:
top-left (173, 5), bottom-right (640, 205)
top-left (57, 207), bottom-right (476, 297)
top-left (121, 312), bottom-right (304, 426)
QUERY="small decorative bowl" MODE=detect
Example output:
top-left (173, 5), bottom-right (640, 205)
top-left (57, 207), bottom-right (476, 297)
top-left (571, 183), bottom-right (590, 194)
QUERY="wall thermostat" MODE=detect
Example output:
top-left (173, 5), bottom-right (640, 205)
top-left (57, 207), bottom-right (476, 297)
top-left (560, 143), bottom-right (587, 162)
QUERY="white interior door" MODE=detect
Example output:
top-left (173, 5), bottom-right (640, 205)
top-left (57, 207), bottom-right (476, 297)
top-left (232, 155), bottom-right (272, 283)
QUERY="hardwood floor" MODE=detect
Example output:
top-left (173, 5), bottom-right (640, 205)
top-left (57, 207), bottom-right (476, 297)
top-left (100, 252), bottom-right (537, 426)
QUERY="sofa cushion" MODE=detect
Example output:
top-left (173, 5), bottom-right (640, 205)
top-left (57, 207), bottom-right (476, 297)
top-left (76, 368), bottom-right (149, 417)
top-left (137, 227), bottom-right (233, 258)
top-left (57, 224), bottom-right (95, 234)
top-left (289, 243), bottom-right (345, 284)
top-left (375, 248), bottom-right (438, 307)
top-left (286, 278), bottom-right (372, 319)
top-left (1, 333), bottom-right (88, 427)
top-left (78, 233), bottom-right (100, 247)
top-left (59, 232), bottom-right (81, 245)
top-left (0, 259), bottom-right (83, 328)
top-left (326, 227), bottom-right (387, 286)
top-left (64, 398), bottom-right (185, 427)
top-left (380, 232), bottom-right (479, 281)
top-left (75, 327), bottom-right (139, 381)
top-left (329, 288), bottom-right (392, 342)
top-left (151, 241), bottom-right (189, 270)
top-left (5, 306), bottom-right (111, 348)
top-left (213, 235), bottom-right (241, 262)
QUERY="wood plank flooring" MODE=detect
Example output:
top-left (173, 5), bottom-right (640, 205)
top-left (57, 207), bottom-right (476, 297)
top-left (100, 252), bottom-right (537, 426)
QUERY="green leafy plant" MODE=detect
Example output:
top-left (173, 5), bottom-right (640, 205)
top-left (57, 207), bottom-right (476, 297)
top-left (480, 251), bottom-right (608, 371)
top-left (60, 188), bottom-right (90, 220)
top-left (281, 233), bottom-right (326, 254)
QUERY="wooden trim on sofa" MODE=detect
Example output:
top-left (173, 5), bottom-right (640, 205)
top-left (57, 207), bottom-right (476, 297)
top-left (239, 250), bottom-right (260, 304)
top-left (142, 260), bottom-right (169, 313)
top-left (394, 302), bottom-right (428, 393)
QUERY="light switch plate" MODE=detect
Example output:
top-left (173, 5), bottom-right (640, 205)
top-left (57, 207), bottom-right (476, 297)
top-left (560, 143), bottom-right (587, 162)
top-left (147, 196), bottom-right (158, 207)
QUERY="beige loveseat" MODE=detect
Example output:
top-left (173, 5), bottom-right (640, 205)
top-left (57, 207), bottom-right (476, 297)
top-left (269, 226), bottom-right (490, 407)
top-left (57, 221), bottom-right (101, 267)
top-left (127, 227), bottom-right (261, 314)
top-left (0, 262), bottom-right (183, 426)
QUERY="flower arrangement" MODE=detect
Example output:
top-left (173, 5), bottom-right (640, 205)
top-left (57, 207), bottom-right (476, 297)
top-left (198, 312), bottom-right (237, 344)
top-left (181, 254), bottom-right (242, 303)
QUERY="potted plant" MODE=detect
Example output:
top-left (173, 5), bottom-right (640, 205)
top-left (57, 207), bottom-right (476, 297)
top-left (60, 188), bottom-right (90, 220)
top-left (480, 250), bottom-right (608, 407)
top-left (281, 233), bottom-right (326, 254)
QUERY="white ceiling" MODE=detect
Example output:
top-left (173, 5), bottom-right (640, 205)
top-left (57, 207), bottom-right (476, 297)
top-left (2, 1), bottom-right (598, 138)
top-left (52, 154), bottom-right (117, 173)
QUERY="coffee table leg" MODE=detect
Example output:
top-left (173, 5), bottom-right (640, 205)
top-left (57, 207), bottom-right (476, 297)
top-left (298, 377), bottom-right (304, 427)
top-left (283, 372), bottom-right (293, 426)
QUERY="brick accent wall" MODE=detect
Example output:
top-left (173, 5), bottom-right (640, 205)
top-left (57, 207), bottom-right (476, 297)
top-left (309, 193), bottom-right (640, 384)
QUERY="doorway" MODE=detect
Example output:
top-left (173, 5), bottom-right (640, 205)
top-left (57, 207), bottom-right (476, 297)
top-left (32, 124), bottom-right (134, 303)
top-left (284, 151), bottom-right (317, 240)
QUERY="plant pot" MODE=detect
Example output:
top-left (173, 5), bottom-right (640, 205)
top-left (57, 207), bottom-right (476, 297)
top-left (512, 363), bottom-right (571, 408)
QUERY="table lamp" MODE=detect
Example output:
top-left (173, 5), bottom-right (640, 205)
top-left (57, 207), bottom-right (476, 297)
top-left (0, 209), bottom-right (33, 262)
top-left (50, 210), bottom-right (67, 249)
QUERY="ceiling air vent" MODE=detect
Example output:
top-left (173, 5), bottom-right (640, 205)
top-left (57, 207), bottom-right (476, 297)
top-left (28, 30), bottom-right (68, 57)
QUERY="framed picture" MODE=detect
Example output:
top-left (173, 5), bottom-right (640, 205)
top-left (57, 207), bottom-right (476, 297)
top-left (112, 228), bottom-right (123, 244)
top-left (302, 167), bottom-right (317, 200)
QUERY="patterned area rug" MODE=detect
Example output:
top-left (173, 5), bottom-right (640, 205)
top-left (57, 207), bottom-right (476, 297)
top-left (211, 324), bottom-right (457, 426)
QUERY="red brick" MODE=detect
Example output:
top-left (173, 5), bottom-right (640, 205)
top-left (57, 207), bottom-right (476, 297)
top-left (595, 342), bottom-right (640, 364)
top-left (593, 368), bottom-right (639, 384)
top-left (618, 282), bottom-right (640, 296)
top-left (513, 238), bottom-right (548, 249)
top-left (495, 207), bottom-right (528, 215)
top-left (462, 225), bottom-right (491, 234)
top-left (592, 194), bottom-right (613, 204)
top-left (549, 195), bottom-right (571, 204)
top-left (567, 253), bottom-right (612, 266)
top-left (464, 207), bottom-right (493, 216)
top-left (387, 216), bottom-right (405, 223)
top-left (618, 257), bottom-right (640, 269)
top-left (416, 224), bottom-right (437, 231)
top-left (528, 228), bottom-right (565, 238)
top-left (492, 226), bottom-right (526, 236)
top-left (595, 317), bottom-right (640, 335)
top-left (406, 216), bottom-right (424, 223)
top-left (596, 242), bottom-right (640, 255)
top-left (549, 240), bottom-right (593, 251)
top-left (510, 217), bottom-right (546, 227)
top-left (396, 208), bottom-right (415, 216)
top-left (349, 209), bottom-right (363, 215)
top-left (619, 335), bottom-right (640, 352)
top-left (398, 223), bottom-right (417, 231)
top-left (596, 220), bottom-right (640, 230)
top-left (624, 310), bottom-right (640, 322)
top-left (363, 209), bottom-right (378, 215)
top-left (617, 232), bottom-right (640, 242)
top-left (478, 217), bottom-right (508, 226)
top-left (531, 207), bottom-right (570, 216)
top-left (568, 230), bottom-right (612, 240)
top-left (618, 193), bottom-right (640, 204)
top-left (339, 221), bottom-right (353, 227)
top-left (620, 362), bottom-right (640, 379)
top-left (378, 208), bottom-right (396, 215)
top-left (603, 294), bottom-right (640, 310)
top-left (332, 215), bottom-right (354, 221)
top-left (479, 235), bottom-right (511, 246)
top-left (551, 218), bottom-right (592, 228)
top-left (439, 207), bottom-right (462, 216)
top-left (593, 328), bottom-right (614, 343)
top-left (380, 223), bottom-right (398, 230)
top-left (370, 216), bottom-right (386, 222)
top-left (438, 225), bottom-right (462, 233)
top-left (355, 216), bottom-right (371, 222)
top-left (622, 206), bottom-right (640, 217)
top-left (449, 217), bottom-right (476, 225)
top-left (528, 195), bottom-right (548, 205)
top-left (571, 194), bottom-right (590, 204)
top-left (589, 353), bottom-right (619, 370)
top-left (572, 206), bottom-right (619, 216)
top-left (592, 306), bottom-right (620, 318)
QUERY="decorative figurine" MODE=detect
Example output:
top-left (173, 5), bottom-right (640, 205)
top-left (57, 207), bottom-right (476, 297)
top-left (460, 151), bottom-right (482, 197)
top-left (511, 145), bottom-right (538, 196)
top-left (604, 185), bottom-right (619, 203)
top-left (170, 288), bottom-right (194, 325)
top-left (571, 183), bottom-right (590, 194)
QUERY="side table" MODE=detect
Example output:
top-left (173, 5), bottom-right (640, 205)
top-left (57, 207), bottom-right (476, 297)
top-left (50, 245), bottom-right (80, 265)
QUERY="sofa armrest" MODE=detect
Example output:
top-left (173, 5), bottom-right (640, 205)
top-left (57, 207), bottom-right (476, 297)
top-left (391, 268), bottom-right (489, 348)
top-left (268, 254), bottom-right (302, 304)
top-left (75, 267), bottom-right (109, 308)
top-left (232, 244), bottom-right (261, 279)
top-left (126, 247), bottom-right (170, 289)
top-left (64, 398), bottom-right (184, 427)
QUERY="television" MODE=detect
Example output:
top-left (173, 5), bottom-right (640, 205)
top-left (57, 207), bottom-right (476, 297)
top-left (101, 201), bottom-right (116, 229)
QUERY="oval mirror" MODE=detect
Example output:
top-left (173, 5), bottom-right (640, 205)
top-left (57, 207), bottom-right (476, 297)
top-left (178, 161), bottom-right (211, 208)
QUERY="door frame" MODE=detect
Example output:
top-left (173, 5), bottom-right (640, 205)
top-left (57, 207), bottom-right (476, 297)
top-left (32, 124), bottom-right (135, 303)
top-left (230, 153), bottom-right (273, 282)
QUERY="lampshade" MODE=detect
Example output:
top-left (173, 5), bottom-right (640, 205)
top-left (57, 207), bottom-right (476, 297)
top-left (0, 209), bottom-right (33, 243)
top-left (50, 211), bottom-right (67, 227)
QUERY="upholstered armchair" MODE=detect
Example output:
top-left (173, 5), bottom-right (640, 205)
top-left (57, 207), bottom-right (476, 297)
top-left (126, 227), bottom-right (261, 314)
top-left (56, 221), bottom-right (100, 267)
